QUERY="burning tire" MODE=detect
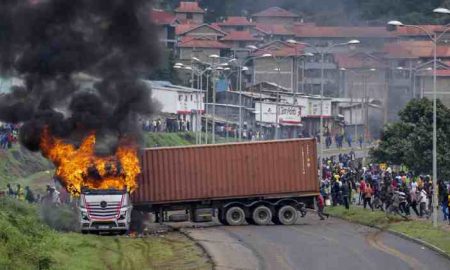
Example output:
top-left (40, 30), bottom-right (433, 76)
top-left (277, 205), bottom-right (298, 225)
top-left (225, 206), bottom-right (245, 226)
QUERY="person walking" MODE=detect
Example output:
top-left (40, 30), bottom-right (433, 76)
top-left (16, 184), bottom-right (25, 201)
top-left (341, 180), bottom-right (350, 210)
top-left (409, 188), bottom-right (420, 216)
top-left (358, 177), bottom-right (366, 205)
top-left (5, 183), bottom-right (14, 197)
top-left (418, 188), bottom-right (429, 218)
top-left (364, 184), bottom-right (374, 211)
top-left (25, 186), bottom-right (35, 203)
top-left (317, 194), bottom-right (329, 220)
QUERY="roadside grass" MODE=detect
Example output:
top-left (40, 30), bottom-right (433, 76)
top-left (0, 197), bottom-right (212, 270)
top-left (0, 144), bottom-right (52, 188)
top-left (144, 131), bottom-right (240, 147)
top-left (327, 206), bottom-right (450, 256)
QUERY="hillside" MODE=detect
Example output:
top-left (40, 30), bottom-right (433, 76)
top-left (0, 197), bottom-right (211, 270)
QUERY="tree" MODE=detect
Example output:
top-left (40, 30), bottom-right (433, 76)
top-left (370, 98), bottom-right (450, 180)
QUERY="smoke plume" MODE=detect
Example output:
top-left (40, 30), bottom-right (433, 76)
top-left (0, 0), bottom-right (160, 153)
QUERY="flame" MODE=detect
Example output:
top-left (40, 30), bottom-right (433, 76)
top-left (40, 128), bottom-right (140, 196)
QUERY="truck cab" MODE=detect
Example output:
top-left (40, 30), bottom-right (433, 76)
top-left (79, 188), bottom-right (132, 234)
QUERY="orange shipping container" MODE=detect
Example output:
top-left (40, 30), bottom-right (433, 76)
top-left (132, 139), bottom-right (319, 205)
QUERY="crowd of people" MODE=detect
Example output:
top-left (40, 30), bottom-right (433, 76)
top-left (0, 123), bottom-right (19, 150)
top-left (2, 181), bottom-right (71, 206)
top-left (317, 153), bottom-right (450, 224)
top-left (323, 131), bottom-right (364, 149)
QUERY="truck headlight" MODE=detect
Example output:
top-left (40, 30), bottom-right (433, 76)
top-left (81, 211), bottom-right (90, 221)
top-left (117, 210), bottom-right (125, 220)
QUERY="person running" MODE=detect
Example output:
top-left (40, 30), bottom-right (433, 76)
top-left (364, 184), bottom-right (374, 211)
top-left (317, 194), bottom-right (329, 220)
top-left (25, 186), bottom-right (35, 203)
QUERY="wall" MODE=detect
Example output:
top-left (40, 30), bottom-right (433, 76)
top-left (421, 76), bottom-right (450, 108)
top-left (253, 57), bottom-right (294, 91)
top-left (178, 47), bottom-right (221, 62)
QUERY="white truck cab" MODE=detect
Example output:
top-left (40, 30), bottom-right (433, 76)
top-left (79, 188), bottom-right (132, 234)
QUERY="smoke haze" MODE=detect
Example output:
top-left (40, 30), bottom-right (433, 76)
top-left (0, 0), bottom-right (160, 153)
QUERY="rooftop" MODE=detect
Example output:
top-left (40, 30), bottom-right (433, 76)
top-left (221, 31), bottom-right (260, 41)
top-left (218, 16), bottom-right (254, 26)
top-left (252, 7), bottom-right (299, 18)
top-left (175, 1), bottom-right (205, 14)
top-left (175, 23), bottom-right (226, 36)
top-left (254, 23), bottom-right (293, 36)
top-left (292, 25), bottom-right (395, 38)
top-left (384, 41), bottom-right (450, 58)
top-left (150, 9), bottom-right (177, 25)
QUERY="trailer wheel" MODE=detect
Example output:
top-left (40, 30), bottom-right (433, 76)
top-left (225, 206), bottom-right (245, 226)
top-left (252, 205), bottom-right (272, 225)
top-left (277, 205), bottom-right (298, 225)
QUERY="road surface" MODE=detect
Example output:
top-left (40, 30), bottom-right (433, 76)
top-left (188, 215), bottom-right (450, 270)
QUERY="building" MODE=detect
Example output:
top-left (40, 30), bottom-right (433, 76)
top-left (174, 1), bottom-right (205, 24)
top-left (142, 80), bottom-right (205, 132)
top-left (251, 7), bottom-right (300, 25)
top-left (150, 9), bottom-right (180, 48)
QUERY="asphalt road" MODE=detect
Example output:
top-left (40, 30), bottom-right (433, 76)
top-left (215, 215), bottom-right (450, 270)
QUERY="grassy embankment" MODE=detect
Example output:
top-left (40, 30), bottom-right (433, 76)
top-left (327, 206), bottom-right (450, 256)
top-left (0, 197), bottom-right (211, 270)
top-left (144, 131), bottom-right (240, 147)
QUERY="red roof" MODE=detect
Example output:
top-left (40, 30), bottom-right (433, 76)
top-left (334, 53), bottom-right (385, 69)
top-left (255, 23), bottom-right (293, 36)
top-left (292, 25), bottom-right (395, 38)
top-left (150, 9), bottom-right (177, 25)
top-left (384, 41), bottom-right (450, 59)
top-left (394, 25), bottom-right (445, 36)
top-left (252, 41), bottom-right (305, 57)
top-left (175, 1), bottom-right (205, 13)
top-left (218, 17), bottom-right (254, 26)
top-left (252, 7), bottom-right (299, 18)
top-left (178, 36), bottom-right (229, 49)
top-left (175, 23), bottom-right (226, 36)
top-left (419, 69), bottom-right (450, 77)
top-left (221, 31), bottom-right (260, 41)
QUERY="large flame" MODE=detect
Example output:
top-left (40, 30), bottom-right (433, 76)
top-left (40, 129), bottom-right (140, 196)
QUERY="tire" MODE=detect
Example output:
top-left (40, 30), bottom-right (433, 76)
top-left (277, 205), bottom-right (298, 225)
top-left (225, 206), bottom-right (246, 226)
top-left (252, 205), bottom-right (272, 225)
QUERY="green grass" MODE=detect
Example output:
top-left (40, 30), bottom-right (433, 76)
top-left (389, 221), bottom-right (450, 256)
top-left (144, 131), bottom-right (240, 147)
top-left (0, 145), bottom-right (52, 188)
top-left (0, 197), bottom-right (212, 270)
top-left (327, 206), bottom-right (450, 256)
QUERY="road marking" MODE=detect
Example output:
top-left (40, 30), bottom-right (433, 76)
top-left (366, 231), bottom-right (426, 270)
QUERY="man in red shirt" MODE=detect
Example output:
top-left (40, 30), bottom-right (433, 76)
top-left (317, 194), bottom-right (329, 220)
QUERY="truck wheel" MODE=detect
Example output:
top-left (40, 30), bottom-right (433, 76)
top-left (225, 206), bottom-right (245, 226)
top-left (277, 205), bottom-right (298, 225)
top-left (252, 206), bottom-right (272, 225)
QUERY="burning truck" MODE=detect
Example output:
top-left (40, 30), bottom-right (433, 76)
top-left (42, 128), bottom-right (319, 233)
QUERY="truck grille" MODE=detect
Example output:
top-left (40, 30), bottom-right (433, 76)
top-left (86, 202), bottom-right (121, 220)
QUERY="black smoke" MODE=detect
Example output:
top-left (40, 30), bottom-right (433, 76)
top-left (0, 0), bottom-right (160, 153)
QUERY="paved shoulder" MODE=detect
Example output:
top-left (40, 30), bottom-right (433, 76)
top-left (183, 227), bottom-right (260, 270)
